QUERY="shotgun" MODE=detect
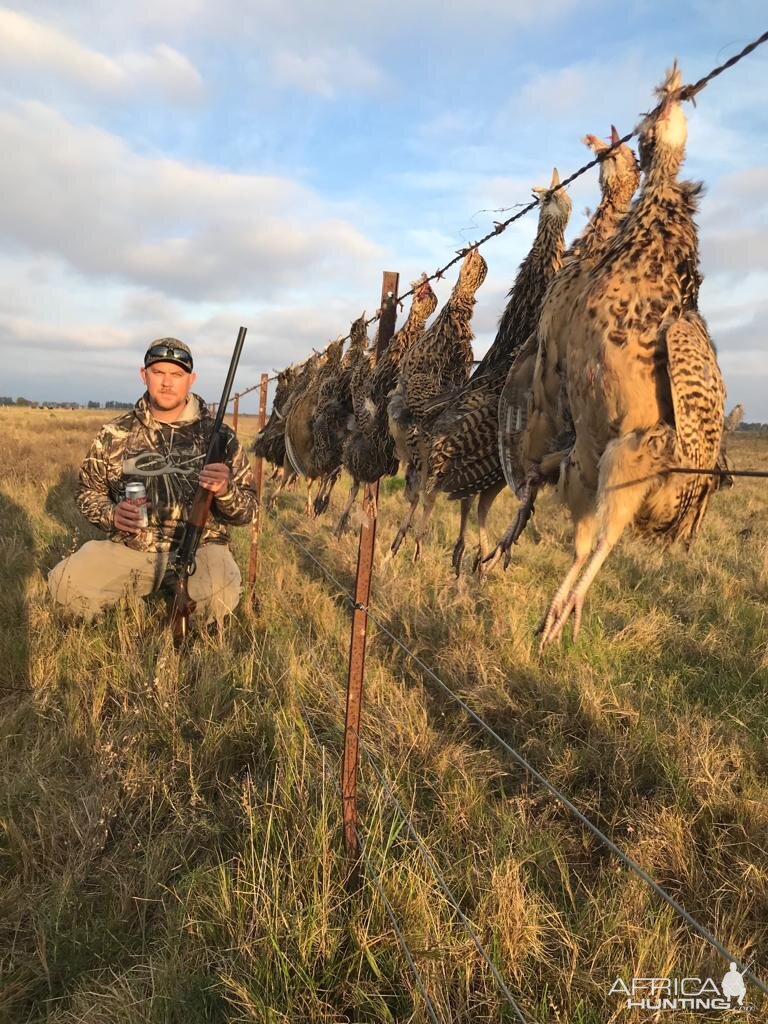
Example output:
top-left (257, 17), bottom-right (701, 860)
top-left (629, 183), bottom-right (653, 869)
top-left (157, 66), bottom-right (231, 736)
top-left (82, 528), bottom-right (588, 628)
top-left (167, 325), bottom-right (247, 646)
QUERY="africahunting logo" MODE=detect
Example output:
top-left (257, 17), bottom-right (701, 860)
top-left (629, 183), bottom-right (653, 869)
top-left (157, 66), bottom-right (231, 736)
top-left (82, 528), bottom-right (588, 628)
top-left (610, 963), bottom-right (754, 1012)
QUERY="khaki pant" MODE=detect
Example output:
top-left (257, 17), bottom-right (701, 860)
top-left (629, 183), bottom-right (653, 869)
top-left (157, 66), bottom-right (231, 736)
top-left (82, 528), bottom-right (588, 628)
top-left (48, 541), bottom-right (242, 626)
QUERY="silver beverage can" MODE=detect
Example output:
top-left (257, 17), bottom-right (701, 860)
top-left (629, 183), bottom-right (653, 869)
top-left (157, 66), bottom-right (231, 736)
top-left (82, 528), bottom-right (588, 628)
top-left (125, 481), bottom-right (149, 528)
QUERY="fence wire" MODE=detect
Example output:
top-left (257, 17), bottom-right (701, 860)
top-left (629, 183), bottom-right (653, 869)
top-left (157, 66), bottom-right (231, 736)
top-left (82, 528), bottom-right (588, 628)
top-left (295, 690), bottom-right (445, 1024)
top-left (237, 26), bottom-right (768, 369)
top-left (265, 508), bottom-right (768, 1001)
top-left (274, 583), bottom-right (531, 1023)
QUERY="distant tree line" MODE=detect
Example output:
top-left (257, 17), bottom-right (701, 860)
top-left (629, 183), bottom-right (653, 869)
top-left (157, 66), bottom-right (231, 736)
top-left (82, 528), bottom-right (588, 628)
top-left (0, 397), bottom-right (133, 409)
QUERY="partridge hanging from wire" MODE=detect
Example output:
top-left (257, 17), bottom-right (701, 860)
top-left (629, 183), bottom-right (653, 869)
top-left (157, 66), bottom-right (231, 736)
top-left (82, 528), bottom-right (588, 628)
top-left (419, 168), bottom-right (572, 574)
top-left (537, 65), bottom-right (726, 649)
top-left (486, 130), bottom-right (641, 569)
top-left (387, 246), bottom-right (488, 560)
top-left (335, 277), bottom-right (437, 536)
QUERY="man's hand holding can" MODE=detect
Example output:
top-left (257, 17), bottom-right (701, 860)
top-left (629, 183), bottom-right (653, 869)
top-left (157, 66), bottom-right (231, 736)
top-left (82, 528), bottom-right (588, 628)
top-left (113, 500), bottom-right (144, 533)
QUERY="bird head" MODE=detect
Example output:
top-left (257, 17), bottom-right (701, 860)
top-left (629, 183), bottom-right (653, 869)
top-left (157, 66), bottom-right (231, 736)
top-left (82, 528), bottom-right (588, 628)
top-left (532, 167), bottom-right (573, 225)
top-left (325, 337), bottom-right (345, 364)
top-left (637, 62), bottom-right (688, 173)
top-left (455, 245), bottom-right (488, 296)
top-left (584, 127), bottom-right (640, 200)
top-left (349, 311), bottom-right (369, 350)
top-left (411, 273), bottom-right (438, 316)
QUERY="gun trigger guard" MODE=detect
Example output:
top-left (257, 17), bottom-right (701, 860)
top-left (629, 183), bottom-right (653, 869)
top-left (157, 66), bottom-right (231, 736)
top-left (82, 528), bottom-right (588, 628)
top-left (189, 559), bottom-right (197, 577)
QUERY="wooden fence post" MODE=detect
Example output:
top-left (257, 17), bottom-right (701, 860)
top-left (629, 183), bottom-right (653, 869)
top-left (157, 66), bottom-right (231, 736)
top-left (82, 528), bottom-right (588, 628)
top-left (232, 392), bottom-right (240, 434)
top-left (248, 373), bottom-right (269, 606)
top-left (341, 271), bottom-right (399, 868)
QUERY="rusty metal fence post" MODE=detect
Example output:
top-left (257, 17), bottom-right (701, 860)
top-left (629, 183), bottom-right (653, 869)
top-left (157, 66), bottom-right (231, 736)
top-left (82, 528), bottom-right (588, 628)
top-left (232, 392), bottom-right (240, 434)
top-left (341, 270), bottom-right (399, 866)
top-left (248, 374), bottom-right (269, 605)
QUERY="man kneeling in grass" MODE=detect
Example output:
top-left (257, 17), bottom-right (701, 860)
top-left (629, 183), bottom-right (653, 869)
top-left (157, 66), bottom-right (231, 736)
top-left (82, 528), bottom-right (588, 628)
top-left (49, 338), bottom-right (256, 630)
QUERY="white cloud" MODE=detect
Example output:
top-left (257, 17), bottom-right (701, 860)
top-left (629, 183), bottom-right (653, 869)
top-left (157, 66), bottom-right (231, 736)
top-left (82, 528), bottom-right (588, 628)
top-left (0, 100), bottom-right (385, 301)
top-left (271, 47), bottom-right (385, 99)
top-left (11, 0), bottom-right (582, 49)
top-left (0, 256), bottom-right (390, 405)
top-left (0, 7), bottom-right (203, 103)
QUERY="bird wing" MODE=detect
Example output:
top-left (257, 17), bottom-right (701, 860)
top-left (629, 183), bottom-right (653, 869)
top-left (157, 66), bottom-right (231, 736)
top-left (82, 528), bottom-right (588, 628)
top-left (664, 313), bottom-right (725, 468)
top-left (497, 332), bottom-right (538, 494)
top-left (426, 385), bottom-right (501, 497)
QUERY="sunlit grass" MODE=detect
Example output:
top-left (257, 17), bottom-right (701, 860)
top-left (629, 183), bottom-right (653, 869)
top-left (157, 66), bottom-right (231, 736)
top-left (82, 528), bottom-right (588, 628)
top-left (1, 406), bottom-right (766, 1022)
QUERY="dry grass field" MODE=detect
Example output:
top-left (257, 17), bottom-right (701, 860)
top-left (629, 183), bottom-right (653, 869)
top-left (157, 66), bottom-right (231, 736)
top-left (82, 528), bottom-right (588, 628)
top-left (1, 405), bottom-right (767, 1023)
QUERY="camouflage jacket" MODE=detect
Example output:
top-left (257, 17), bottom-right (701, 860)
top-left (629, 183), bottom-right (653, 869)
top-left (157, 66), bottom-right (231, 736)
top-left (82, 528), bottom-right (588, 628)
top-left (77, 393), bottom-right (257, 552)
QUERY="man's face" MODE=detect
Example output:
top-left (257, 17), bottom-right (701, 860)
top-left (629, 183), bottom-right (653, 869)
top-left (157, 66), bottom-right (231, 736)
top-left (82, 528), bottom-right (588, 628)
top-left (140, 362), bottom-right (196, 412)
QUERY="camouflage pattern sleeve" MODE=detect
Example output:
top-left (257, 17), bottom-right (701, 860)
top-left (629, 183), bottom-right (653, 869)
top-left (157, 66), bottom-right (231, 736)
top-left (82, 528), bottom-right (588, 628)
top-left (76, 428), bottom-right (117, 532)
top-left (212, 429), bottom-right (257, 527)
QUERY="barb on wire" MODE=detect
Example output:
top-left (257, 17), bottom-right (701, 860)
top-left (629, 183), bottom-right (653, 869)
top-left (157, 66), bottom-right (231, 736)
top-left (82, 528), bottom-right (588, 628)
top-left (265, 508), bottom-right (768, 1001)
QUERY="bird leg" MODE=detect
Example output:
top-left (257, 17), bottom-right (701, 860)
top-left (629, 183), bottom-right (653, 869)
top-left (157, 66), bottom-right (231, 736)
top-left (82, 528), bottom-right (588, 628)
top-left (474, 481), bottom-right (505, 576)
top-left (451, 496), bottom-right (473, 576)
top-left (389, 493), bottom-right (419, 558)
top-left (538, 538), bottom-right (609, 650)
top-left (312, 476), bottom-right (328, 517)
top-left (335, 478), bottom-right (360, 538)
top-left (539, 434), bottom-right (655, 650)
top-left (305, 480), bottom-right (316, 518)
top-left (483, 471), bottom-right (542, 572)
top-left (412, 489), bottom-right (438, 563)
top-left (536, 547), bottom-right (591, 648)
top-left (314, 467), bottom-right (341, 517)
top-left (267, 463), bottom-right (295, 512)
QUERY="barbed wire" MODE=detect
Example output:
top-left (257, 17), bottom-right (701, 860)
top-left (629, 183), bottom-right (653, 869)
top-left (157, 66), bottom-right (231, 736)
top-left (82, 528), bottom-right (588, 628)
top-left (666, 467), bottom-right (768, 478)
top-left (265, 508), bottom-right (768, 1000)
top-left (274, 586), bottom-right (530, 1022)
top-left (237, 26), bottom-right (768, 369)
top-left (357, 734), bottom-right (530, 1023)
top-left (295, 690), bottom-right (444, 1024)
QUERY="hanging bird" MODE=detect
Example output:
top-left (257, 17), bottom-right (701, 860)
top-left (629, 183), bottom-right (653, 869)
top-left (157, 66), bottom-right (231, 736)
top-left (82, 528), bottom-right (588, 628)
top-left (387, 247), bottom-right (488, 560)
top-left (537, 64), bottom-right (726, 649)
top-left (312, 313), bottom-right (370, 516)
top-left (486, 130), bottom-right (641, 569)
top-left (284, 339), bottom-right (344, 517)
top-left (420, 168), bottom-right (572, 574)
top-left (335, 277), bottom-right (437, 536)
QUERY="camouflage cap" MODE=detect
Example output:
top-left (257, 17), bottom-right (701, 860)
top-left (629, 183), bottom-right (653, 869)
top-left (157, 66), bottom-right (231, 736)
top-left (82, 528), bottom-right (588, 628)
top-left (144, 337), bottom-right (193, 373)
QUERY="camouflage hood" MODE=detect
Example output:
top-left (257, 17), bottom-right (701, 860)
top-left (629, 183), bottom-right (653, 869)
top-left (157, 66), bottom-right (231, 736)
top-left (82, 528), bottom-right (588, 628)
top-left (76, 391), bottom-right (257, 553)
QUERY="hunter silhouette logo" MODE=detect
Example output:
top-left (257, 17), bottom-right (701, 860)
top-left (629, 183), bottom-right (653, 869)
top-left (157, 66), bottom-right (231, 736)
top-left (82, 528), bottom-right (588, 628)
top-left (610, 963), bottom-right (753, 1012)
top-left (721, 963), bottom-right (747, 1008)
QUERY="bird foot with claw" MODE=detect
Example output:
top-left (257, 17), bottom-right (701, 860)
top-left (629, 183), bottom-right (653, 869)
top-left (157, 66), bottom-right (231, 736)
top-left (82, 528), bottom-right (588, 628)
top-left (482, 534), bottom-right (514, 573)
top-left (537, 593), bottom-right (584, 651)
top-left (389, 531), bottom-right (406, 558)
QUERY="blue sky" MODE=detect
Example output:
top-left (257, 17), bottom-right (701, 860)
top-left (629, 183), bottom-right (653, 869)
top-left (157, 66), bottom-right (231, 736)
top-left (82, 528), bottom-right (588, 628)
top-left (1, 1), bottom-right (766, 416)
